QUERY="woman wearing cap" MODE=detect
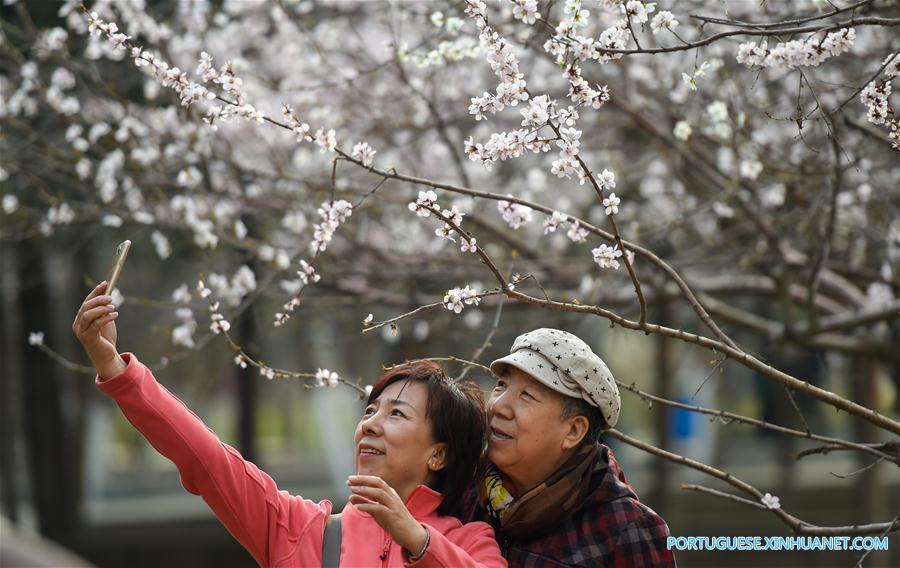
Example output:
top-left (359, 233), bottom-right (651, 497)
top-left (72, 282), bottom-right (507, 567)
top-left (462, 328), bottom-right (675, 567)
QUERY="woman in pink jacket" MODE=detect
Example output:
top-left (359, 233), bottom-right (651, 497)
top-left (73, 281), bottom-right (506, 567)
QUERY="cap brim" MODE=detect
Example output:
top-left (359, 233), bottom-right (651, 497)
top-left (489, 352), bottom-right (577, 399)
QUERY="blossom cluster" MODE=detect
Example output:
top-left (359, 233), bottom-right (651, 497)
top-left (650, 10), bottom-right (678, 34)
top-left (465, 2), bottom-right (528, 121)
top-left (565, 63), bottom-right (610, 109)
top-left (314, 368), bottom-right (340, 387)
top-left (550, 126), bottom-right (582, 179)
top-left (464, 129), bottom-right (550, 168)
top-left (860, 53), bottom-right (899, 150)
top-left (87, 11), bottom-right (274, 131)
top-left (274, 201), bottom-right (351, 327)
top-left (409, 191), bottom-right (477, 253)
top-left (312, 200), bottom-right (353, 254)
top-left (208, 301), bottom-right (231, 335)
top-left (509, 0), bottom-right (541, 25)
top-left (592, 243), bottom-right (623, 270)
top-left (497, 197), bottom-right (533, 229)
top-left (282, 104), bottom-right (336, 153)
top-left (443, 285), bottom-right (481, 313)
top-left (351, 141), bottom-right (376, 167)
top-left (736, 28), bottom-right (856, 69)
top-left (205, 265), bottom-right (258, 308)
top-left (171, 285), bottom-right (197, 349)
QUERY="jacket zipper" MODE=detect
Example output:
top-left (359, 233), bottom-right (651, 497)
top-left (379, 532), bottom-right (391, 566)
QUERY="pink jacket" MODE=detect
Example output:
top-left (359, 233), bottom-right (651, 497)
top-left (97, 353), bottom-right (507, 568)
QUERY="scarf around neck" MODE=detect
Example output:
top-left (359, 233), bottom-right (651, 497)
top-left (480, 444), bottom-right (601, 541)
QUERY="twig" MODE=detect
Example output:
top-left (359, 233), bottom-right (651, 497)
top-left (854, 516), bottom-right (900, 567)
top-left (829, 456), bottom-right (886, 479)
top-left (691, 0), bottom-right (877, 30)
top-left (797, 441), bottom-right (900, 461)
top-left (457, 283), bottom-right (506, 382)
top-left (617, 381), bottom-right (898, 464)
top-left (383, 356), bottom-right (494, 377)
top-left (608, 429), bottom-right (900, 536)
top-left (681, 484), bottom-right (769, 510)
top-left (592, 17), bottom-right (900, 56)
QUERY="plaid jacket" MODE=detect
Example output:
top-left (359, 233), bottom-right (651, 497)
top-left (461, 444), bottom-right (675, 568)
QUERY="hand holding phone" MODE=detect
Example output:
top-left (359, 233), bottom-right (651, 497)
top-left (105, 240), bottom-right (131, 295)
top-left (71, 240), bottom-right (131, 378)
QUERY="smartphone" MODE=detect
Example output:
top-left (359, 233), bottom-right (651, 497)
top-left (105, 240), bottom-right (131, 295)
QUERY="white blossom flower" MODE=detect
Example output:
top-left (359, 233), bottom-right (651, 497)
top-left (443, 285), bottom-right (481, 313)
top-left (866, 282), bottom-right (894, 306)
top-left (2, 195), bottom-right (19, 214)
top-left (707, 101), bottom-right (729, 123)
top-left (435, 205), bottom-right (465, 241)
top-left (551, 156), bottom-right (578, 179)
top-left (409, 190), bottom-right (439, 217)
top-left (282, 210), bottom-right (307, 234)
top-left (682, 61), bottom-right (710, 91)
top-left (498, 198), bottom-right (533, 229)
top-left (520, 95), bottom-right (550, 127)
top-left (101, 215), bottom-right (123, 227)
top-left (761, 493), bottom-right (781, 510)
top-left (315, 368), bottom-right (340, 387)
top-left (622, 1), bottom-right (656, 25)
top-left (75, 158), bottom-right (92, 180)
top-left (556, 127), bottom-right (582, 158)
top-left (210, 311), bottom-right (231, 334)
top-left (197, 280), bottom-right (212, 298)
top-left (351, 141), bottom-right (376, 167)
top-left (739, 160), bottom-right (763, 180)
top-left (172, 321), bottom-right (196, 349)
top-left (176, 166), bottom-right (202, 189)
top-left (567, 220), bottom-right (589, 243)
top-left (510, 0), bottom-right (540, 25)
top-left (650, 11), bottom-right (678, 34)
top-left (543, 211), bottom-right (568, 234)
top-left (363, 313), bottom-right (374, 326)
top-left (29, 331), bottom-right (45, 346)
top-left (311, 200), bottom-right (353, 254)
top-left (260, 366), bottom-right (275, 380)
top-left (151, 230), bottom-right (171, 260)
top-left (592, 243), bottom-right (623, 269)
top-left (314, 128), bottom-right (337, 153)
top-left (108, 288), bottom-right (124, 308)
top-left (298, 259), bottom-right (320, 284)
top-left (234, 354), bottom-right (248, 369)
top-left (596, 169), bottom-right (616, 190)
top-left (602, 193), bottom-right (621, 215)
top-left (172, 284), bottom-right (191, 304)
top-left (460, 237), bottom-right (478, 253)
top-left (674, 121), bottom-right (692, 141)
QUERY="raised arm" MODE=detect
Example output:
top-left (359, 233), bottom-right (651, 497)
top-left (73, 282), bottom-right (328, 567)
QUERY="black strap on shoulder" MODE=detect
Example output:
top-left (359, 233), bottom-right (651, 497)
top-left (322, 513), bottom-right (342, 567)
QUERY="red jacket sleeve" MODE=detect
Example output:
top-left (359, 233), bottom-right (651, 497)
top-left (96, 353), bottom-right (328, 567)
top-left (407, 521), bottom-right (507, 568)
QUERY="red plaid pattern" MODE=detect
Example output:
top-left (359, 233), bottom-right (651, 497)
top-left (461, 444), bottom-right (676, 567)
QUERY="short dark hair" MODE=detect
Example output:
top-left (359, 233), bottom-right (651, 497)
top-left (560, 396), bottom-right (607, 448)
top-left (367, 360), bottom-right (487, 516)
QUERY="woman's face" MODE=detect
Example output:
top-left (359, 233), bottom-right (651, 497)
top-left (354, 380), bottom-right (446, 502)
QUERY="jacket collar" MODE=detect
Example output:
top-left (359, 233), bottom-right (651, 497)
top-left (585, 444), bottom-right (638, 506)
top-left (403, 484), bottom-right (444, 517)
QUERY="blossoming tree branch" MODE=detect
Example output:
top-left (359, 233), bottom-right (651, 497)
top-left (3, 0), bottom-right (898, 537)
